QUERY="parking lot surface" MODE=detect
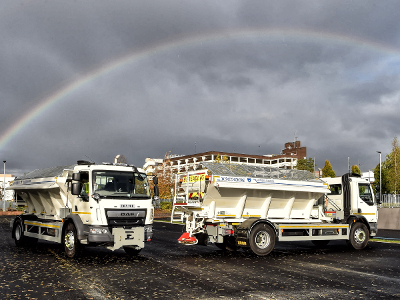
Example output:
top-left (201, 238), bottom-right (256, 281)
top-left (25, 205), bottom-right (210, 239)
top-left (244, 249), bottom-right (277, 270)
top-left (1, 216), bottom-right (400, 299)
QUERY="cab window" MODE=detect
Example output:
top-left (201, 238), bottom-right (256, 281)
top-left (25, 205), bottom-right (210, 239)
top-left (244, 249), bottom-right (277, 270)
top-left (359, 183), bottom-right (374, 206)
top-left (80, 171), bottom-right (89, 197)
top-left (329, 184), bottom-right (342, 195)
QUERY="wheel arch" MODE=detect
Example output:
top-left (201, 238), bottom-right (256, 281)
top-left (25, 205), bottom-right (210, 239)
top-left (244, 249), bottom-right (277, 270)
top-left (62, 214), bottom-right (89, 240)
top-left (347, 215), bottom-right (371, 234)
top-left (11, 214), bottom-right (38, 238)
top-left (238, 218), bottom-right (277, 241)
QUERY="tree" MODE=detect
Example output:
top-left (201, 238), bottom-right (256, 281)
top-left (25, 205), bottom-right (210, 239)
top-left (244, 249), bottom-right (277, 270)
top-left (296, 158), bottom-right (315, 173)
top-left (322, 160), bottom-right (336, 178)
top-left (150, 152), bottom-right (175, 200)
top-left (351, 165), bottom-right (361, 176)
top-left (385, 136), bottom-right (400, 193)
top-left (373, 136), bottom-right (400, 194)
top-left (373, 161), bottom-right (390, 194)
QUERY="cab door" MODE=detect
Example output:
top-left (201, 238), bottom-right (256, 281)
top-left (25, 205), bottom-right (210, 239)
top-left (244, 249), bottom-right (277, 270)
top-left (356, 182), bottom-right (377, 223)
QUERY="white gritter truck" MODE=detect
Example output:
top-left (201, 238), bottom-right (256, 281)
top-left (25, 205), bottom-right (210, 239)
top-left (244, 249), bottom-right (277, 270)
top-left (172, 162), bottom-right (378, 256)
top-left (9, 160), bottom-right (159, 258)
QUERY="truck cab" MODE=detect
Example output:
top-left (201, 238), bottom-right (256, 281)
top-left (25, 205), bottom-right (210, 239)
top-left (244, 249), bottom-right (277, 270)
top-left (322, 175), bottom-right (378, 236)
top-left (10, 161), bottom-right (158, 258)
top-left (71, 164), bottom-right (153, 227)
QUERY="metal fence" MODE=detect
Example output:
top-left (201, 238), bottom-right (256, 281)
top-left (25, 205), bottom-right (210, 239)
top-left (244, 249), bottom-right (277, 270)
top-left (154, 198), bottom-right (173, 209)
top-left (378, 194), bottom-right (400, 208)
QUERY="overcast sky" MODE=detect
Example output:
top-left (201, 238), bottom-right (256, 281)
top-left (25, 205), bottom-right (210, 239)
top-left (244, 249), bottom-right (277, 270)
top-left (1, 0), bottom-right (399, 177)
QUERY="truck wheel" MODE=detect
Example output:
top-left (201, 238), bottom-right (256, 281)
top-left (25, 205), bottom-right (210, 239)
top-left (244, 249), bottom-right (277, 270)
top-left (312, 240), bottom-right (330, 247)
top-left (64, 222), bottom-right (80, 258)
top-left (13, 219), bottom-right (37, 247)
top-left (347, 222), bottom-right (369, 250)
top-left (13, 220), bottom-right (26, 247)
top-left (123, 246), bottom-right (142, 255)
top-left (249, 223), bottom-right (275, 256)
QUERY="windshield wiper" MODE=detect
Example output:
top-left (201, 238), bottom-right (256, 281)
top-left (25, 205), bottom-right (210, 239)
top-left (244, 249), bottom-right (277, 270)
top-left (129, 195), bottom-right (148, 199)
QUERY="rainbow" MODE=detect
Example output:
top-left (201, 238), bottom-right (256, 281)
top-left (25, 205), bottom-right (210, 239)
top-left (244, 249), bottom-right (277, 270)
top-left (1, 28), bottom-right (399, 152)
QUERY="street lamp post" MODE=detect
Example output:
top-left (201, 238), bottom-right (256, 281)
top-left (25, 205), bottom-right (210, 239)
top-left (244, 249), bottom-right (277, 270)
top-left (377, 152), bottom-right (381, 203)
top-left (3, 160), bottom-right (5, 211)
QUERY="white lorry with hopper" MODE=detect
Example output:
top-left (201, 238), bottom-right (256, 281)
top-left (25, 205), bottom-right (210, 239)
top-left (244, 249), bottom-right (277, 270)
top-left (172, 162), bottom-right (378, 256)
top-left (9, 160), bottom-right (159, 258)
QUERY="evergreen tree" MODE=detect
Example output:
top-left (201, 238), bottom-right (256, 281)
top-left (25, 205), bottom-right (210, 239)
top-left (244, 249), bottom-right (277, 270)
top-left (296, 157), bottom-right (315, 173)
top-left (322, 160), bottom-right (336, 178)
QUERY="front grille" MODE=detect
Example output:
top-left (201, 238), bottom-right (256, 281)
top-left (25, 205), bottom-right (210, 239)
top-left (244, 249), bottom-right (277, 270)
top-left (105, 209), bottom-right (147, 227)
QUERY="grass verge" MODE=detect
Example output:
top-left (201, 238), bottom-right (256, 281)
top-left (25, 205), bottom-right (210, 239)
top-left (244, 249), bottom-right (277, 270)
top-left (370, 238), bottom-right (400, 244)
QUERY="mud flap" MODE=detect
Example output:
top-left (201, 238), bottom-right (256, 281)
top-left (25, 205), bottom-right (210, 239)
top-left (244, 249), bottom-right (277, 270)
top-left (110, 227), bottom-right (145, 251)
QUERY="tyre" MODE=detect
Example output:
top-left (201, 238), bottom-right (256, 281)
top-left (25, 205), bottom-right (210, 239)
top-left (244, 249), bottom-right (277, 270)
top-left (123, 246), bottom-right (142, 255)
top-left (63, 222), bottom-right (81, 258)
top-left (13, 220), bottom-right (25, 247)
top-left (13, 220), bottom-right (38, 247)
top-left (312, 240), bottom-right (330, 247)
top-left (347, 222), bottom-right (369, 250)
top-left (249, 223), bottom-right (275, 256)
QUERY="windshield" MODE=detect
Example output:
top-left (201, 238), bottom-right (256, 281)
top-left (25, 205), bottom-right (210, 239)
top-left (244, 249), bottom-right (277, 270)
top-left (92, 170), bottom-right (151, 199)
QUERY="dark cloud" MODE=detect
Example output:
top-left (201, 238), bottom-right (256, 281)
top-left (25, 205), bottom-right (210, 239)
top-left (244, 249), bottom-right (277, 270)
top-left (1, 0), bottom-right (400, 177)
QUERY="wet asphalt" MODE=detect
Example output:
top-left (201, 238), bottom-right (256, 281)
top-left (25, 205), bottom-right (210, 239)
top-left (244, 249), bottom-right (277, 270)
top-left (1, 216), bottom-right (400, 300)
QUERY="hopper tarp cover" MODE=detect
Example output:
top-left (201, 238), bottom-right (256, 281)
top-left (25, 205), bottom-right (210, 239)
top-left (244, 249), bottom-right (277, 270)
top-left (10, 165), bottom-right (76, 190)
top-left (201, 162), bottom-right (319, 182)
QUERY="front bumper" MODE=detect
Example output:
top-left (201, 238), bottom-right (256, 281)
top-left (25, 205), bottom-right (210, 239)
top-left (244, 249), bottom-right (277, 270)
top-left (87, 225), bottom-right (153, 250)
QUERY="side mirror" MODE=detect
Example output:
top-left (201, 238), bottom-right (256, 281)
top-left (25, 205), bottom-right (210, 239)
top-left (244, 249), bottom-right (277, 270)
top-left (71, 182), bottom-right (82, 195)
top-left (72, 173), bottom-right (81, 181)
top-left (153, 176), bottom-right (158, 185)
top-left (153, 185), bottom-right (159, 199)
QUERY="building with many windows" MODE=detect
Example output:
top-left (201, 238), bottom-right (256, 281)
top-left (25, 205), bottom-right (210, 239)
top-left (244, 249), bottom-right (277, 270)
top-left (143, 158), bottom-right (164, 175)
top-left (1, 174), bottom-right (15, 201)
top-left (143, 141), bottom-right (307, 174)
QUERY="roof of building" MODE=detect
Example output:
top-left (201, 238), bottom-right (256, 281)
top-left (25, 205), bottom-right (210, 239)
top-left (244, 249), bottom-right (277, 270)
top-left (169, 150), bottom-right (300, 162)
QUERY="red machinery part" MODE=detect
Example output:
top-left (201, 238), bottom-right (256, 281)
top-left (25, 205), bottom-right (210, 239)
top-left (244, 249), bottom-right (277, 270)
top-left (178, 232), bottom-right (198, 245)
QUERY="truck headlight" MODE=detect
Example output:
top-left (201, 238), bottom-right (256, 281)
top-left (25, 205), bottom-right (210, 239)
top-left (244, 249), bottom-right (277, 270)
top-left (90, 228), bottom-right (108, 234)
top-left (150, 207), bottom-right (154, 222)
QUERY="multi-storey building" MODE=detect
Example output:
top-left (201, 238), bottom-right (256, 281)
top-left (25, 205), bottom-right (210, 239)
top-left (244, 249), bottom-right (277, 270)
top-left (143, 141), bottom-right (307, 174)
top-left (1, 174), bottom-right (15, 201)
